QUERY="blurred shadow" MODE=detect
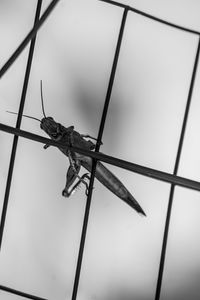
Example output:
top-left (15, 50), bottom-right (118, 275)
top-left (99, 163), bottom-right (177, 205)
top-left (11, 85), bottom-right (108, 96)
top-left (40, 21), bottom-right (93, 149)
top-left (162, 271), bottom-right (200, 300)
top-left (102, 287), bottom-right (149, 300)
top-left (73, 79), bottom-right (124, 151)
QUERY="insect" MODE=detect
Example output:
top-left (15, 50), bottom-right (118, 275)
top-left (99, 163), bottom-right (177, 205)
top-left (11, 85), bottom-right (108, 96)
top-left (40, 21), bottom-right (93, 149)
top-left (7, 81), bottom-right (146, 216)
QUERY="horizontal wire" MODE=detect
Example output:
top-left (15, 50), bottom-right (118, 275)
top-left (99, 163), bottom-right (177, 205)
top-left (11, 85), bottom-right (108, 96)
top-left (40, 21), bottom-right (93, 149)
top-left (0, 0), bottom-right (61, 78)
top-left (0, 285), bottom-right (47, 300)
top-left (1, 122), bottom-right (200, 192)
top-left (98, 0), bottom-right (200, 36)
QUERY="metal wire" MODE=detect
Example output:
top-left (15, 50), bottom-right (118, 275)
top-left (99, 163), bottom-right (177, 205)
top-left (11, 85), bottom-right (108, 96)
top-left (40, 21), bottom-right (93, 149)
top-left (71, 7), bottom-right (129, 300)
top-left (0, 0), bottom-right (61, 79)
top-left (99, 0), bottom-right (200, 36)
top-left (0, 284), bottom-right (47, 300)
top-left (1, 122), bottom-right (200, 192)
top-left (0, 0), bottom-right (200, 299)
top-left (155, 36), bottom-right (200, 300)
top-left (0, 0), bottom-right (42, 251)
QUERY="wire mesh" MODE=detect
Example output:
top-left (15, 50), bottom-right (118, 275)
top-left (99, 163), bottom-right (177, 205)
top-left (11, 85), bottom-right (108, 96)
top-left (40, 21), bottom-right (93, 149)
top-left (0, 0), bottom-right (199, 299)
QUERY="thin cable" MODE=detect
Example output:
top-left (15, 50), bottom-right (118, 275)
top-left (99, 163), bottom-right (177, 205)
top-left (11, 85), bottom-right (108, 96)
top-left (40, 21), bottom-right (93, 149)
top-left (71, 7), bottom-right (129, 300)
top-left (95, 6), bottom-right (128, 151)
top-left (1, 122), bottom-right (200, 192)
top-left (99, 0), bottom-right (200, 36)
top-left (155, 36), bottom-right (200, 300)
top-left (0, 285), bottom-right (47, 300)
top-left (0, 0), bottom-right (60, 78)
top-left (0, 0), bottom-right (42, 250)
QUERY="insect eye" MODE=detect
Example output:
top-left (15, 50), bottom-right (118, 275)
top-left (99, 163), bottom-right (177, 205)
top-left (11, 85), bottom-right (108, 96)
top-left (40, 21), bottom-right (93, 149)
top-left (51, 133), bottom-right (57, 138)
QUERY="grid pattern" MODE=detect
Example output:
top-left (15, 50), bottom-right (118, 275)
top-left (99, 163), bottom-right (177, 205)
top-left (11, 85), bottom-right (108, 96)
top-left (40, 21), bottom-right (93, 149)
top-left (0, 0), bottom-right (200, 299)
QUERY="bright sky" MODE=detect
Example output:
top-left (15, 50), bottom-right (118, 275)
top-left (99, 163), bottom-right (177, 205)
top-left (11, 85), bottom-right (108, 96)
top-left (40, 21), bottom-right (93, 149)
top-left (0, 0), bottom-right (200, 299)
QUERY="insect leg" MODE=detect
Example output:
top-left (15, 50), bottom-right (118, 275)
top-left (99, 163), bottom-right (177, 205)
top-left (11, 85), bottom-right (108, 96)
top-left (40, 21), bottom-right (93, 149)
top-left (62, 163), bottom-right (81, 197)
top-left (43, 144), bottom-right (50, 149)
top-left (81, 134), bottom-right (103, 145)
top-left (81, 173), bottom-right (91, 195)
top-left (63, 150), bottom-right (90, 197)
top-left (67, 133), bottom-right (91, 195)
top-left (66, 173), bottom-right (90, 197)
top-left (67, 139), bottom-right (87, 183)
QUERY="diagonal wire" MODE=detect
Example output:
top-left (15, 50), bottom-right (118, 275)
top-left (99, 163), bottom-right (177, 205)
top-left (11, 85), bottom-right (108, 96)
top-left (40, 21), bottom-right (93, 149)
top-left (155, 36), bottom-right (200, 300)
top-left (71, 6), bottom-right (129, 300)
top-left (1, 122), bottom-right (200, 192)
top-left (0, 0), bottom-right (61, 79)
top-left (99, 0), bottom-right (200, 36)
top-left (0, 1), bottom-right (199, 299)
top-left (0, 0), bottom-right (43, 250)
top-left (0, 284), bottom-right (48, 300)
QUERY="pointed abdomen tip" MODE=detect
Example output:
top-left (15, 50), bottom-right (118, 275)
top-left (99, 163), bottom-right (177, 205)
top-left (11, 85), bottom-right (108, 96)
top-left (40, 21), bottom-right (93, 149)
top-left (139, 210), bottom-right (146, 217)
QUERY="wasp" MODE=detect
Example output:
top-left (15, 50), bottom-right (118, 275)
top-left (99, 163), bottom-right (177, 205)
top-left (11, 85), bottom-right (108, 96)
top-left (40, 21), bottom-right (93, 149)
top-left (7, 81), bottom-right (146, 216)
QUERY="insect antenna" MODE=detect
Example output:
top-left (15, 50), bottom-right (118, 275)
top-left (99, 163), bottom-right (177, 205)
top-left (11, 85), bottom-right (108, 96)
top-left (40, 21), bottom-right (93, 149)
top-left (40, 80), bottom-right (47, 118)
top-left (6, 111), bottom-right (41, 122)
top-left (6, 80), bottom-right (47, 123)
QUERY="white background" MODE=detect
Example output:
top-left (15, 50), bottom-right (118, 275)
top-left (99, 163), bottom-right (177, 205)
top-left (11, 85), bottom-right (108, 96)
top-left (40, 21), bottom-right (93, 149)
top-left (0, 0), bottom-right (200, 299)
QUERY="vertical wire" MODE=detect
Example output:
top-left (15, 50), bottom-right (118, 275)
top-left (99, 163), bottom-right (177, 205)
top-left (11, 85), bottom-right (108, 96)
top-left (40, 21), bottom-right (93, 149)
top-left (71, 7), bottom-right (129, 300)
top-left (0, 0), bottom-right (43, 250)
top-left (155, 36), bottom-right (200, 300)
top-left (95, 6), bottom-right (129, 151)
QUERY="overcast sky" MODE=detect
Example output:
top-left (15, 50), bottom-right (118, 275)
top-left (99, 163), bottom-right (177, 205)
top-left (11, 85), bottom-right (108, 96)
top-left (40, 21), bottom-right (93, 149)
top-left (1, 0), bottom-right (200, 299)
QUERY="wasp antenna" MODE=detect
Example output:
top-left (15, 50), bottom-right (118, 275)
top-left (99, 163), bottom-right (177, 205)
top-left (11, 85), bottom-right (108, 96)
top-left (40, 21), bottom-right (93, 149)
top-left (40, 80), bottom-right (46, 118)
top-left (6, 110), bottom-right (41, 122)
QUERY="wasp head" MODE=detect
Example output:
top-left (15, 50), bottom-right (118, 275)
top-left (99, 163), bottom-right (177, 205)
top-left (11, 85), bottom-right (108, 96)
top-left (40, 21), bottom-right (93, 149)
top-left (40, 117), bottom-right (62, 140)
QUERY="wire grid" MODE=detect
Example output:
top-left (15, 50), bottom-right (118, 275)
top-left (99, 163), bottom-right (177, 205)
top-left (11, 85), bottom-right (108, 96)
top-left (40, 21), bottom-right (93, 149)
top-left (0, 0), bottom-right (200, 299)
